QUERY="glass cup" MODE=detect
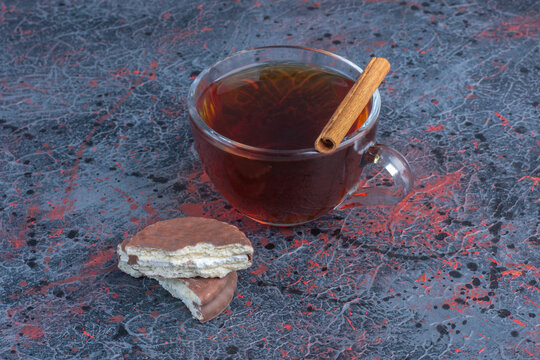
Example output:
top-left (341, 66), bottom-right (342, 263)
top-left (188, 46), bottom-right (413, 226)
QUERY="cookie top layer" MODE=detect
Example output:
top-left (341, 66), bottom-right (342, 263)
top-left (121, 217), bottom-right (252, 252)
top-left (188, 272), bottom-right (237, 322)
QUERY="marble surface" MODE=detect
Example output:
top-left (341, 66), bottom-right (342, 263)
top-left (1, 0), bottom-right (538, 359)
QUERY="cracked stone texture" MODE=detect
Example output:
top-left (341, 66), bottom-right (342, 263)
top-left (1, 0), bottom-right (538, 359)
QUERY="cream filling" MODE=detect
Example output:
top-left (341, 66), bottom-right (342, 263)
top-left (125, 261), bottom-right (248, 278)
top-left (117, 243), bottom-right (252, 278)
top-left (138, 254), bottom-right (249, 268)
top-left (131, 243), bottom-right (253, 259)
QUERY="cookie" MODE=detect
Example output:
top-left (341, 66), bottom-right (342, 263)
top-left (117, 217), bottom-right (253, 278)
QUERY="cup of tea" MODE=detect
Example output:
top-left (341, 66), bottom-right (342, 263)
top-left (188, 46), bottom-right (413, 226)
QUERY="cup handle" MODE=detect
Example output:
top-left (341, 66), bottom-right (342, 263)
top-left (340, 143), bottom-right (413, 209)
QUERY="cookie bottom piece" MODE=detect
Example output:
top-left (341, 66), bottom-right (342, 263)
top-left (156, 272), bottom-right (237, 323)
top-left (118, 261), bottom-right (237, 323)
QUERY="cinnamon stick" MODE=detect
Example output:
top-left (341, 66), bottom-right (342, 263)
top-left (314, 57), bottom-right (390, 153)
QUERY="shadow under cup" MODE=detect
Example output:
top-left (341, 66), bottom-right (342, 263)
top-left (188, 46), bottom-right (384, 226)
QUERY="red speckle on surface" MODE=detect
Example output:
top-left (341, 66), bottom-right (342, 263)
top-left (279, 228), bottom-right (294, 237)
top-left (85, 248), bottom-right (115, 269)
top-left (344, 315), bottom-right (355, 330)
top-left (150, 311), bottom-right (160, 318)
top-left (48, 225), bottom-right (64, 238)
top-left (162, 13), bottom-right (171, 19)
top-left (425, 124), bottom-right (444, 132)
top-left (89, 80), bottom-right (98, 87)
top-left (352, 192), bottom-right (367, 197)
top-left (115, 161), bottom-right (124, 172)
top-left (286, 276), bottom-right (303, 288)
top-left (22, 324), bottom-right (44, 339)
top-left (518, 176), bottom-right (539, 191)
top-left (474, 16), bottom-right (539, 41)
top-left (475, 29), bottom-right (497, 41)
top-left (502, 269), bottom-right (522, 279)
top-left (283, 324), bottom-right (292, 330)
top-left (22, 98), bottom-right (42, 109)
top-left (49, 198), bottom-right (74, 221)
top-left (486, 257), bottom-right (501, 265)
top-left (521, 294), bottom-right (539, 309)
top-left (161, 29), bottom-right (196, 43)
top-left (83, 329), bottom-right (95, 338)
top-left (517, 346), bottom-right (535, 357)
top-left (502, 16), bottom-right (539, 39)
top-left (511, 318), bottom-right (527, 327)
top-left (251, 263), bottom-right (268, 276)
top-left (179, 202), bottom-right (205, 217)
top-left (142, 202), bottom-right (158, 217)
top-left (185, 169), bottom-right (208, 194)
top-left (20, 82), bottom-right (49, 94)
top-left (259, 237), bottom-right (269, 246)
top-left (510, 263), bottom-right (539, 274)
top-left (108, 315), bottom-right (125, 323)
top-left (494, 112), bottom-right (510, 128)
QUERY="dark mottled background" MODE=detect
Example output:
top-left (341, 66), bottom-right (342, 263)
top-left (1, 0), bottom-right (538, 359)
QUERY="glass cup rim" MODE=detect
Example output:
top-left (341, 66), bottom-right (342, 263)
top-left (187, 45), bottom-right (381, 160)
